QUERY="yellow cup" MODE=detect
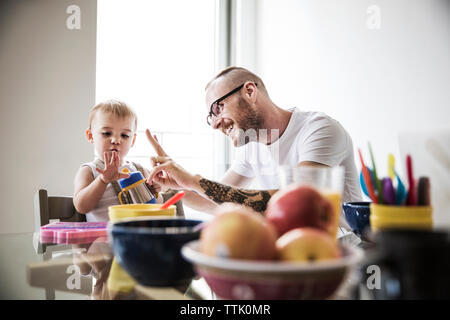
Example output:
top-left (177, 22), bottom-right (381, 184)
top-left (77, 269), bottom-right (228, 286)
top-left (370, 204), bottom-right (433, 231)
top-left (107, 258), bottom-right (136, 294)
top-left (108, 203), bottom-right (176, 223)
top-left (107, 204), bottom-right (177, 295)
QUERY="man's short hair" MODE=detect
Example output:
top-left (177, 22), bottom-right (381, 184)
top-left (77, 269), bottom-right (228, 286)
top-left (89, 100), bottom-right (138, 130)
top-left (205, 66), bottom-right (268, 94)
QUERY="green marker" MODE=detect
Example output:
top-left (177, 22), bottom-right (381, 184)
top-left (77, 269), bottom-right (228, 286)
top-left (368, 142), bottom-right (383, 204)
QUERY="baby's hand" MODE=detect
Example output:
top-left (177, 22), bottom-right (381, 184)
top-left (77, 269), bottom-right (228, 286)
top-left (96, 151), bottom-right (129, 184)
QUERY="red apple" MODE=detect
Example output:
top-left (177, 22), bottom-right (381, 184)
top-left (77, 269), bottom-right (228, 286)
top-left (276, 227), bottom-right (341, 262)
top-left (200, 203), bottom-right (278, 260)
top-left (265, 185), bottom-right (336, 237)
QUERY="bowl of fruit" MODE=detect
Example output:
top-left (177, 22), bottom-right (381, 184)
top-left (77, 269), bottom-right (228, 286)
top-left (181, 186), bottom-right (364, 300)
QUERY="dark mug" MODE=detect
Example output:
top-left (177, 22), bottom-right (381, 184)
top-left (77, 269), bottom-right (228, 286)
top-left (356, 229), bottom-right (450, 299)
top-left (342, 202), bottom-right (371, 238)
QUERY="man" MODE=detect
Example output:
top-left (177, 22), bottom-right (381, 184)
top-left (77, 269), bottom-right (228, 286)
top-left (146, 67), bottom-right (362, 221)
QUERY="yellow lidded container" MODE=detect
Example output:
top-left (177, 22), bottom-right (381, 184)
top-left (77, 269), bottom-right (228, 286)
top-left (108, 204), bottom-right (176, 223)
top-left (107, 259), bottom-right (136, 295)
top-left (370, 204), bottom-right (433, 231)
top-left (107, 203), bottom-right (177, 295)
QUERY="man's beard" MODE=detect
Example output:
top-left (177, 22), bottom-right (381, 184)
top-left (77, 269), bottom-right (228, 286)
top-left (234, 96), bottom-right (264, 146)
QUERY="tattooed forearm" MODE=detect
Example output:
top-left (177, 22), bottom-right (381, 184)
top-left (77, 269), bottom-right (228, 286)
top-left (198, 178), bottom-right (273, 212)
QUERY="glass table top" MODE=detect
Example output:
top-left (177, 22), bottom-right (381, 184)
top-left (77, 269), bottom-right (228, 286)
top-left (0, 230), bottom-right (374, 300)
top-left (0, 232), bottom-right (213, 300)
top-left (2, 224), bottom-right (449, 300)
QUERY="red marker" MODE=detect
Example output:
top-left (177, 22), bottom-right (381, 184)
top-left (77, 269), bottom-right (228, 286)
top-left (358, 149), bottom-right (378, 203)
top-left (160, 191), bottom-right (186, 209)
top-left (406, 155), bottom-right (416, 206)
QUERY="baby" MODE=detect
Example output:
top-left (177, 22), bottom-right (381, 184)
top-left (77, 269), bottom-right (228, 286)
top-left (73, 100), bottom-right (162, 221)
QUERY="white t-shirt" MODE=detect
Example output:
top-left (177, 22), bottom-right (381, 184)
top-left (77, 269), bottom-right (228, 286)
top-left (81, 160), bottom-right (140, 222)
top-left (230, 108), bottom-right (362, 203)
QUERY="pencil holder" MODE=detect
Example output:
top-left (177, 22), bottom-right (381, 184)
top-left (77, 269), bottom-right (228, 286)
top-left (370, 204), bottom-right (433, 231)
top-left (108, 204), bottom-right (176, 223)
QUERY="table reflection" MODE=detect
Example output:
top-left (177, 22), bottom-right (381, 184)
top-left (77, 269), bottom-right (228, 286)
top-left (25, 233), bottom-right (211, 300)
top-left (0, 232), bottom-right (362, 300)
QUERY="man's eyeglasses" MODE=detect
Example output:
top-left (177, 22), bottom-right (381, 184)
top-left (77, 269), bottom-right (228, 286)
top-left (206, 82), bottom-right (257, 126)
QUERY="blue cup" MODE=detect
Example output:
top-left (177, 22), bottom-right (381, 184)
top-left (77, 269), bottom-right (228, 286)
top-left (342, 202), bottom-right (371, 237)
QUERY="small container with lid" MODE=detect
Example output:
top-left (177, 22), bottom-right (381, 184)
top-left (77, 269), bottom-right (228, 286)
top-left (118, 171), bottom-right (156, 205)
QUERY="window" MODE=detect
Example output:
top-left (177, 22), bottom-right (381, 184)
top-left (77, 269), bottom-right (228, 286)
top-left (96, 0), bottom-right (217, 182)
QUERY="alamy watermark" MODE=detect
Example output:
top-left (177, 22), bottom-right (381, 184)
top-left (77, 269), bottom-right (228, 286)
top-left (66, 5), bottom-right (81, 30)
top-left (366, 5), bottom-right (381, 30)
top-left (233, 128), bottom-right (280, 176)
top-left (66, 264), bottom-right (81, 290)
top-left (366, 264), bottom-right (381, 290)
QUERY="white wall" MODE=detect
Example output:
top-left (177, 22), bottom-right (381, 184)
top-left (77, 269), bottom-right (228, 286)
top-left (0, 0), bottom-right (97, 233)
top-left (249, 0), bottom-right (450, 226)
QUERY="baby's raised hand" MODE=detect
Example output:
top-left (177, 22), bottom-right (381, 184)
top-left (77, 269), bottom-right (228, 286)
top-left (96, 151), bottom-right (130, 184)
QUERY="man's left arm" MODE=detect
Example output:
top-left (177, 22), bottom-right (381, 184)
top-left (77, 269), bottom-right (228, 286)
top-left (195, 177), bottom-right (277, 213)
top-left (194, 162), bottom-right (328, 212)
top-left (146, 159), bottom-right (277, 213)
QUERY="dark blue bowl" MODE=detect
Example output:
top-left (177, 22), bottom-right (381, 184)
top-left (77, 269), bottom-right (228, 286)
top-left (110, 218), bottom-right (203, 287)
top-left (342, 202), bottom-right (371, 237)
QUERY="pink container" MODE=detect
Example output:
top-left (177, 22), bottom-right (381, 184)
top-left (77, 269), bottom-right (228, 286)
top-left (40, 222), bottom-right (108, 244)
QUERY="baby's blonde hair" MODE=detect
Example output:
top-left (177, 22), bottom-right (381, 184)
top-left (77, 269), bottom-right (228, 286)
top-left (89, 100), bottom-right (138, 130)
